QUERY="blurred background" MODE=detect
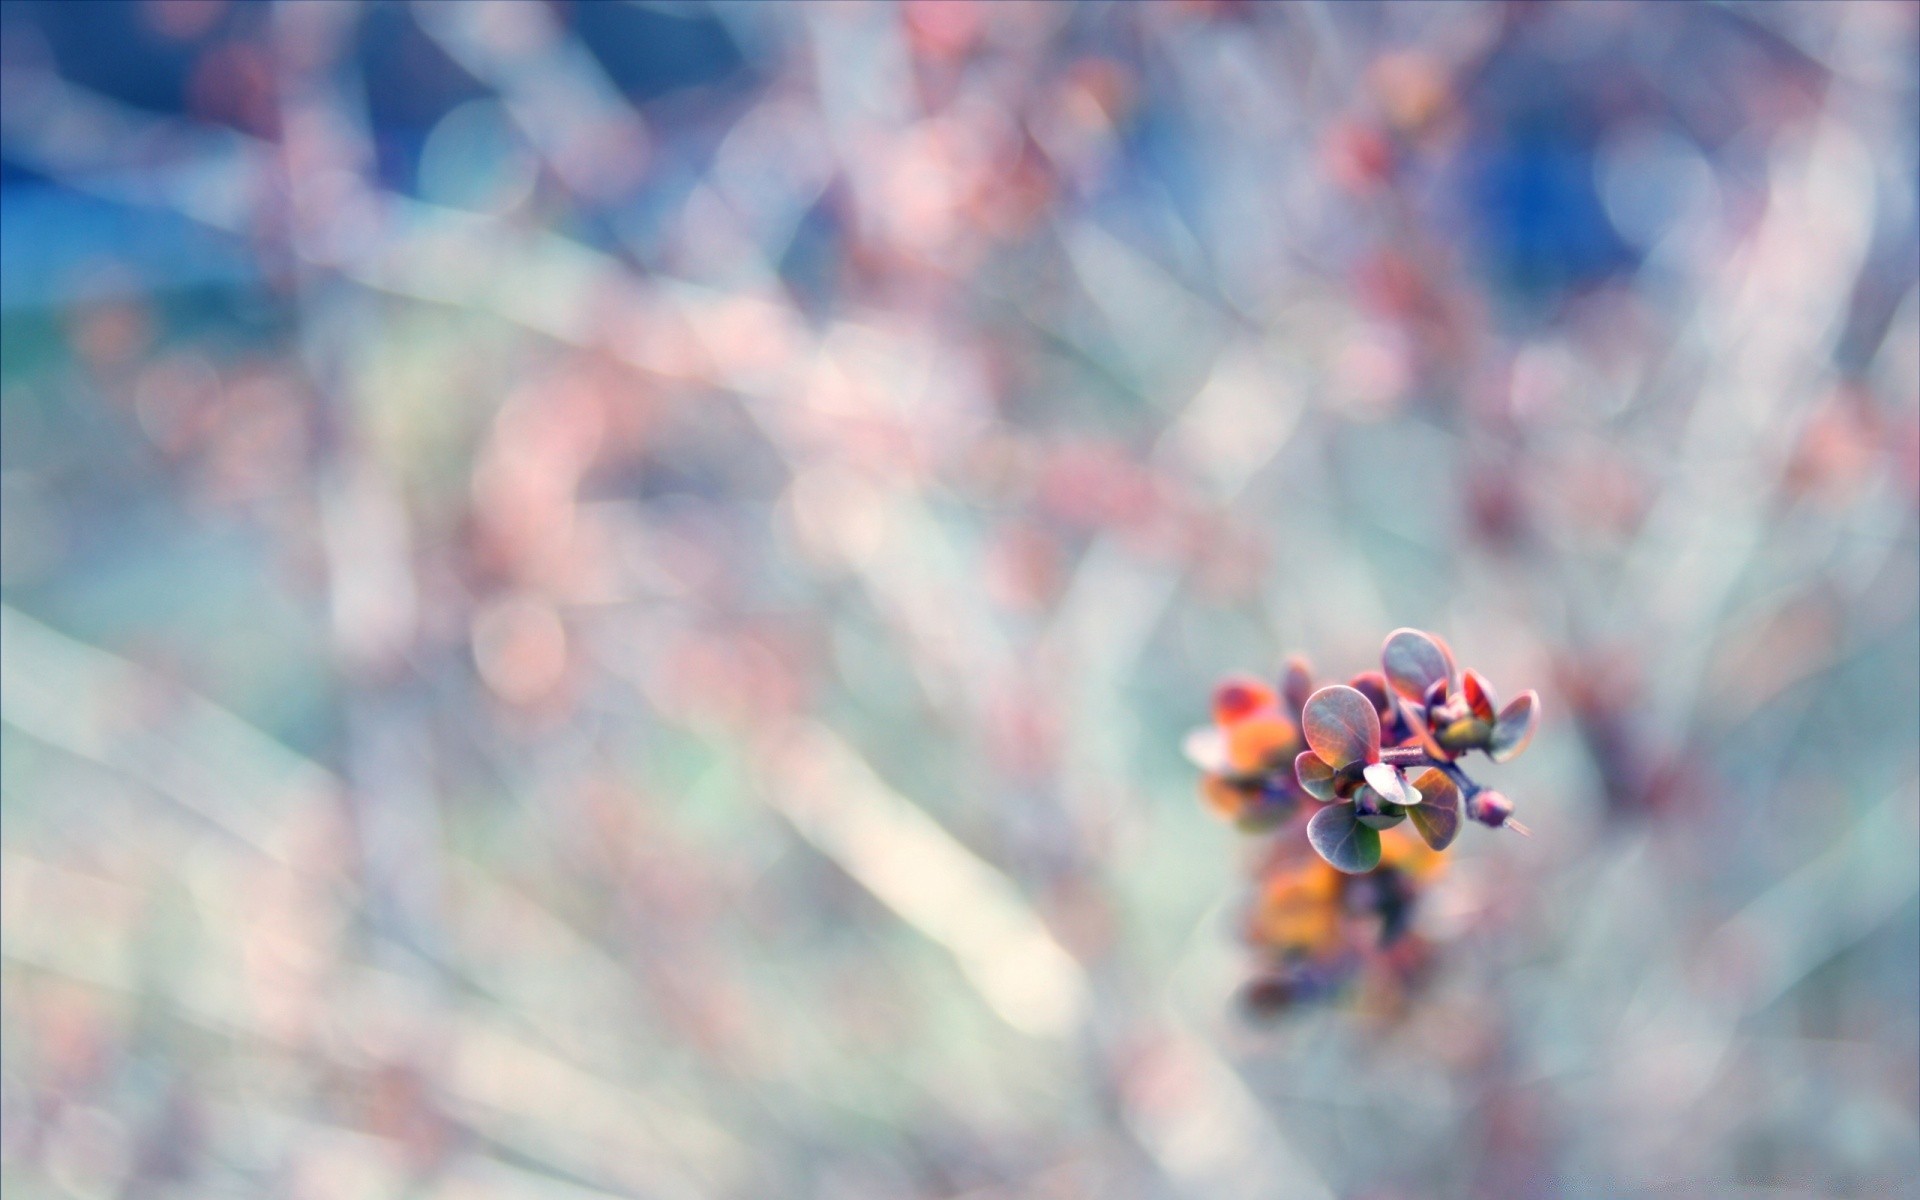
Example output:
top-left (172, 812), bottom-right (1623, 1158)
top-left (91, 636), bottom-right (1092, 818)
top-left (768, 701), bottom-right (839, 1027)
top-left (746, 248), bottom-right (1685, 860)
top-left (2, 1), bottom-right (1916, 1197)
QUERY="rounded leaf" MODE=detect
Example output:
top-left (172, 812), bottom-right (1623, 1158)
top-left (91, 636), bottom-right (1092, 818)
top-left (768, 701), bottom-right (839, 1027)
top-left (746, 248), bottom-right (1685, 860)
top-left (1199, 773), bottom-right (1248, 821)
top-left (1212, 676), bottom-right (1277, 725)
top-left (1362, 762), bottom-right (1417, 806)
top-left (1436, 716), bottom-right (1493, 755)
top-left (1308, 803), bottom-right (1383, 874)
top-left (1280, 656), bottom-right (1315, 719)
top-left (1226, 713), bottom-right (1303, 775)
top-left (1383, 628), bottom-right (1457, 701)
top-left (1236, 782), bottom-right (1299, 832)
top-left (1488, 690), bottom-right (1540, 762)
top-left (1407, 769), bottom-right (1461, 850)
top-left (1301, 685), bottom-right (1381, 769)
top-left (1462, 670), bottom-right (1499, 722)
top-left (1294, 750), bottom-right (1339, 801)
top-left (1357, 801), bottom-right (1407, 830)
top-left (1347, 671), bottom-right (1394, 717)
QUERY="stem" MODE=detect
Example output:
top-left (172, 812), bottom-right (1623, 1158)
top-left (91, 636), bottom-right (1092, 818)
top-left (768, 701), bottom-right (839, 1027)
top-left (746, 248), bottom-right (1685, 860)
top-left (1376, 746), bottom-right (1483, 799)
top-left (1377, 745), bottom-right (1434, 767)
top-left (1439, 761), bottom-right (1482, 800)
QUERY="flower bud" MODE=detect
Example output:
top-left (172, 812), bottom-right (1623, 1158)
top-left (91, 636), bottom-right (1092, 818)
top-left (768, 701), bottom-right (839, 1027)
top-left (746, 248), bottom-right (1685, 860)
top-left (1466, 789), bottom-right (1514, 828)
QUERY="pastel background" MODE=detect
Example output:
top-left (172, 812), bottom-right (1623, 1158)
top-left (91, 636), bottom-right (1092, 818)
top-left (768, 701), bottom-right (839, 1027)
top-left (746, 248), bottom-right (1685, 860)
top-left (2, 2), bottom-right (1916, 1197)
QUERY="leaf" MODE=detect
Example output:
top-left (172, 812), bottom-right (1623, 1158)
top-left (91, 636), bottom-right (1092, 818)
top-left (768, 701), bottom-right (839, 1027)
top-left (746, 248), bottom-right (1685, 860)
top-left (1236, 784), bottom-right (1298, 832)
top-left (1308, 803), bottom-right (1383, 874)
top-left (1252, 861), bottom-right (1342, 954)
top-left (1199, 773), bottom-right (1247, 821)
top-left (1437, 717), bottom-right (1492, 754)
top-left (1363, 762), bottom-right (1416, 806)
top-left (1408, 769), bottom-right (1461, 850)
top-left (1462, 670), bottom-right (1499, 722)
top-left (1347, 671), bottom-right (1393, 716)
top-left (1182, 727), bottom-right (1229, 773)
top-left (1357, 801), bottom-right (1407, 830)
top-left (1226, 713), bottom-right (1302, 774)
top-left (1294, 750), bottom-right (1338, 800)
top-left (1301, 685), bottom-right (1381, 769)
top-left (1382, 628), bottom-right (1457, 701)
top-left (1280, 656), bottom-right (1315, 718)
top-left (1212, 676), bottom-right (1277, 725)
top-left (1489, 690), bottom-right (1540, 762)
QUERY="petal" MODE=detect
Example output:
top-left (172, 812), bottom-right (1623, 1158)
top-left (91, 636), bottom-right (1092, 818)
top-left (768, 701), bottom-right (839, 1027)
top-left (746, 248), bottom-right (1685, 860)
top-left (1407, 769), bottom-right (1461, 850)
top-left (1489, 690), bottom-right (1540, 762)
top-left (1462, 669), bottom-right (1499, 722)
top-left (1307, 802), bottom-right (1383, 874)
top-left (1301, 684), bottom-right (1382, 769)
top-left (1294, 750), bottom-right (1339, 800)
top-left (1382, 628), bottom-right (1457, 701)
top-left (1182, 727), bottom-right (1229, 773)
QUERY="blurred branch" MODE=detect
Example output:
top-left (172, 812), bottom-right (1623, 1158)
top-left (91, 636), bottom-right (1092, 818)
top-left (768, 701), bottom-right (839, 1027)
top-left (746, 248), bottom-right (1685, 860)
top-left (759, 720), bottom-right (1089, 1040)
top-left (0, 606), bottom-right (758, 1193)
top-left (1, 604), bottom-right (335, 863)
